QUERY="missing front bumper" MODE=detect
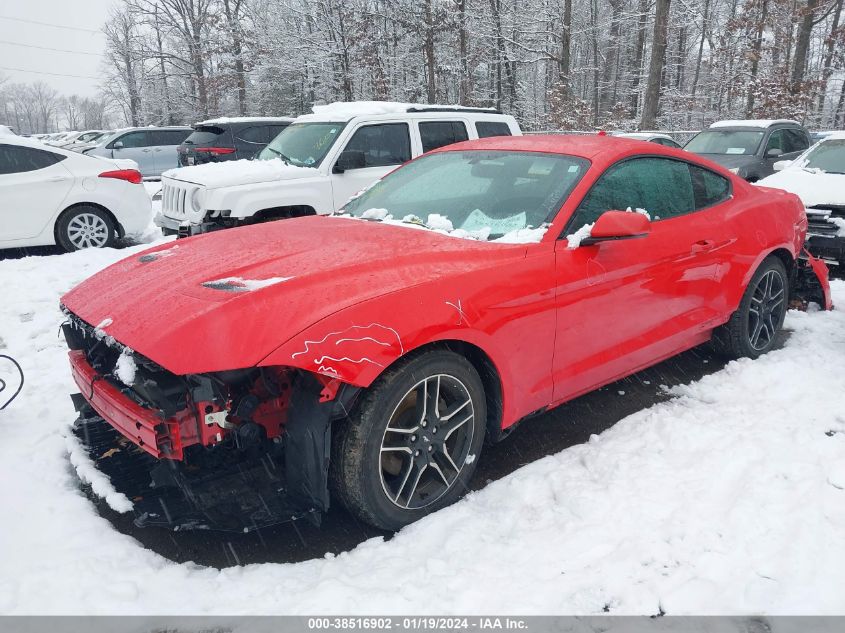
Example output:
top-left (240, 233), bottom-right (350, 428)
top-left (71, 410), bottom-right (320, 532)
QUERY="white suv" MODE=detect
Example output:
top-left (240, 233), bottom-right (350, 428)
top-left (154, 102), bottom-right (521, 235)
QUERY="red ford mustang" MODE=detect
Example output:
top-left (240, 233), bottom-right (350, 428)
top-left (61, 135), bottom-right (831, 532)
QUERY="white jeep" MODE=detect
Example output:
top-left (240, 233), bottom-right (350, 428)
top-left (154, 102), bottom-right (521, 235)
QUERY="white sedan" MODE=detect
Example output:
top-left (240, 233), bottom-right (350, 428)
top-left (0, 135), bottom-right (151, 251)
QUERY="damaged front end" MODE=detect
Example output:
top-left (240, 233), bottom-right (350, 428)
top-left (62, 311), bottom-right (357, 532)
top-left (789, 250), bottom-right (833, 311)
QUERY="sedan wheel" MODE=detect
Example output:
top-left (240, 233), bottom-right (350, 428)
top-left (380, 374), bottom-right (476, 510)
top-left (57, 206), bottom-right (116, 252)
top-left (331, 350), bottom-right (486, 530)
top-left (712, 256), bottom-right (788, 359)
top-left (747, 269), bottom-right (785, 352)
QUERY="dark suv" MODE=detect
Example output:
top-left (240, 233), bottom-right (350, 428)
top-left (178, 117), bottom-right (293, 166)
top-left (684, 120), bottom-right (811, 182)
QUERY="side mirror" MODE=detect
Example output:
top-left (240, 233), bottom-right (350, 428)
top-left (581, 210), bottom-right (650, 246)
top-left (112, 141), bottom-right (124, 150)
top-left (773, 160), bottom-right (793, 171)
top-left (333, 150), bottom-right (366, 173)
top-left (766, 147), bottom-right (783, 158)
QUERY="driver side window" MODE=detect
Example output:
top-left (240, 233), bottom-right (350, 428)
top-left (765, 130), bottom-right (786, 155)
top-left (568, 157), bottom-right (696, 230)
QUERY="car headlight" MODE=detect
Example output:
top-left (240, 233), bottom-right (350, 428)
top-left (190, 188), bottom-right (204, 213)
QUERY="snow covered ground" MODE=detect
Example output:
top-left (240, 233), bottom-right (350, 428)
top-left (1, 234), bottom-right (844, 613)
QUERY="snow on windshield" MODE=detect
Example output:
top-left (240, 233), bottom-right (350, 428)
top-left (345, 209), bottom-right (548, 243)
top-left (340, 150), bottom-right (588, 243)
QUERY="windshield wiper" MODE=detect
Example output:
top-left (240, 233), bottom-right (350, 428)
top-left (401, 215), bottom-right (431, 229)
top-left (264, 146), bottom-right (291, 163)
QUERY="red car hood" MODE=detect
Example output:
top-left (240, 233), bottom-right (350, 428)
top-left (61, 216), bottom-right (524, 374)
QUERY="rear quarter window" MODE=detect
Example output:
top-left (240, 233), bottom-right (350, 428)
top-left (419, 120), bottom-right (469, 152)
top-left (0, 144), bottom-right (65, 174)
top-left (475, 121), bottom-right (512, 138)
top-left (236, 126), bottom-right (270, 144)
top-left (184, 126), bottom-right (227, 145)
top-left (689, 164), bottom-right (731, 208)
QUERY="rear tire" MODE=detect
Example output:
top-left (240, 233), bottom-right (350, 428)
top-left (330, 350), bottom-right (486, 531)
top-left (56, 205), bottom-right (116, 252)
top-left (712, 256), bottom-right (788, 359)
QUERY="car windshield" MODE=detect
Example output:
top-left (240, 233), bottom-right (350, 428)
top-left (340, 150), bottom-right (589, 241)
top-left (685, 130), bottom-right (765, 155)
top-left (95, 131), bottom-right (123, 146)
top-left (258, 122), bottom-right (345, 167)
top-left (799, 139), bottom-right (845, 174)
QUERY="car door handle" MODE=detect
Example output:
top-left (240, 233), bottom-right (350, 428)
top-left (47, 176), bottom-right (69, 182)
top-left (142, 148), bottom-right (152, 152)
top-left (690, 239), bottom-right (716, 254)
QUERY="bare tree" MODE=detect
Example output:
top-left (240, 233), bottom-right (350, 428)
top-left (641, 0), bottom-right (672, 128)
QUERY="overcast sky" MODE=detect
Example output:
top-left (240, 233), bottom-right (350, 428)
top-left (0, 0), bottom-right (117, 97)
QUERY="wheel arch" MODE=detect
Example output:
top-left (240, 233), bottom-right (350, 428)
top-left (55, 201), bottom-right (124, 242)
top-left (381, 338), bottom-right (506, 444)
top-left (767, 247), bottom-right (795, 276)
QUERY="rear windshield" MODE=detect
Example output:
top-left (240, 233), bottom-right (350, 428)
top-left (184, 126), bottom-right (227, 145)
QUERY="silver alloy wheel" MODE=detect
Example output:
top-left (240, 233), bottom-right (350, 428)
top-left (748, 269), bottom-right (785, 351)
top-left (379, 373), bottom-right (475, 510)
top-left (67, 212), bottom-right (109, 249)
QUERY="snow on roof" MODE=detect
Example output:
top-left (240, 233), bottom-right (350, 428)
top-left (710, 119), bottom-right (799, 129)
top-left (296, 101), bottom-right (499, 123)
top-left (194, 116), bottom-right (295, 127)
top-left (0, 124), bottom-right (17, 136)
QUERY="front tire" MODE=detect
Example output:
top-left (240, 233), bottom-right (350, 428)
top-left (56, 206), bottom-right (116, 252)
top-left (712, 256), bottom-right (788, 359)
top-left (330, 350), bottom-right (486, 530)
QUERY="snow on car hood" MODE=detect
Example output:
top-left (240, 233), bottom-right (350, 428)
top-left (757, 168), bottom-right (845, 207)
top-left (61, 217), bottom-right (524, 375)
top-left (162, 157), bottom-right (319, 189)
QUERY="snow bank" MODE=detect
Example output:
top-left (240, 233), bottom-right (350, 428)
top-left (2, 244), bottom-right (845, 615)
top-left (163, 158), bottom-right (319, 189)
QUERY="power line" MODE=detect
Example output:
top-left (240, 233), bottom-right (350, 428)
top-left (0, 40), bottom-right (102, 57)
top-left (0, 15), bottom-right (102, 34)
top-left (0, 65), bottom-right (100, 80)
